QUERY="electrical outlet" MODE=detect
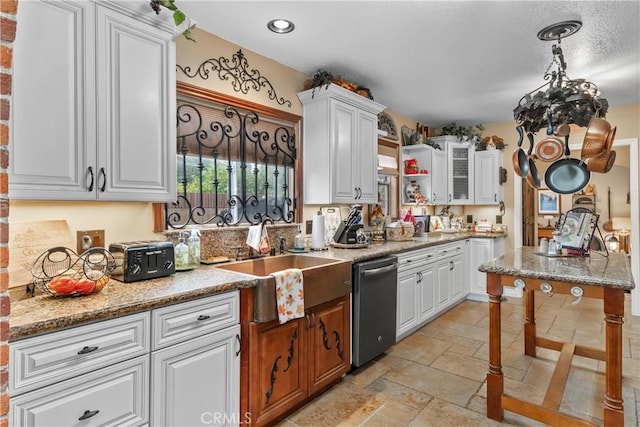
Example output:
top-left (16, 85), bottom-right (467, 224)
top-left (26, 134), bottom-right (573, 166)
top-left (306, 220), bottom-right (313, 234)
top-left (76, 229), bottom-right (105, 254)
top-left (495, 215), bottom-right (502, 225)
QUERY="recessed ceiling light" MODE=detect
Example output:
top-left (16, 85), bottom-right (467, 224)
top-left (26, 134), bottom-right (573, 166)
top-left (267, 19), bottom-right (295, 34)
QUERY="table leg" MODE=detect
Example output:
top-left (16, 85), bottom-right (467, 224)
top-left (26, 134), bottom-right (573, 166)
top-left (524, 287), bottom-right (536, 357)
top-left (486, 273), bottom-right (504, 421)
top-left (603, 287), bottom-right (624, 426)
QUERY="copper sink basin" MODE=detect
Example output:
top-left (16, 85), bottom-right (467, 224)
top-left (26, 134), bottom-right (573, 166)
top-left (215, 254), bottom-right (352, 322)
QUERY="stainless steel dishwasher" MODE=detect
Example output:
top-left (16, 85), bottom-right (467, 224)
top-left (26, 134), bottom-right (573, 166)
top-left (352, 256), bottom-right (398, 367)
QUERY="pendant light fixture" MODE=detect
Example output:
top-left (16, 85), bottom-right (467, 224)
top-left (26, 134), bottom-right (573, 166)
top-left (513, 21), bottom-right (609, 134)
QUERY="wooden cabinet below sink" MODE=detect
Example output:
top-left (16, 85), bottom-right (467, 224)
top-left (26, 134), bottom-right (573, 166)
top-left (241, 293), bottom-right (350, 426)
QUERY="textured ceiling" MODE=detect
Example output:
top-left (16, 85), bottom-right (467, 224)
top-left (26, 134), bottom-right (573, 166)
top-left (178, 1), bottom-right (640, 128)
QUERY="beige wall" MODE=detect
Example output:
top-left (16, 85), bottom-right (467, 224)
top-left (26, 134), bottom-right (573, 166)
top-left (10, 25), bottom-right (639, 265)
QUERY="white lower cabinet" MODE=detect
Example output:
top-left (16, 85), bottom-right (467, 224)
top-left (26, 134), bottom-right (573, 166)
top-left (9, 291), bottom-right (240, 427)
top-left (9, 312), bottom-right (151, 426)
top-left (467, 237), bottom-right (506, 301)
top-left (435, 242), bottom-right (466, 310)
top-left (11, 356), bottom-right (149, 427)
top-left (396, 248), bottom-right (438, 340)
top-left (150, 292), bottom-right (240, 427)
top-left (396, 241), bottom-right (470, 340)
top-left (151, 324), bottom-right (240, 427)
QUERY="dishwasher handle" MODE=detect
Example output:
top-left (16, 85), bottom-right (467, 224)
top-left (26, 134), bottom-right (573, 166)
top-left (362, 263), bottom-right (398, 277)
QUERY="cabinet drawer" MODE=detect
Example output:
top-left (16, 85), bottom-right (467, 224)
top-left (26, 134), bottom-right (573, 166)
top-left (437, 243), bottom-right (464, 259)
top-left (10, 312), bottom-right (150, 395)
top-left (10, 355), bottom-right (149, 427)
top-left (152, 291), bottom-right (239, 350)
top-left (396, 248), bottom-right (435, 272)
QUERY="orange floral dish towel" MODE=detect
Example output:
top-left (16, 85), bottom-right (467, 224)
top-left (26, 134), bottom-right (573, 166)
top-left (272, 268), bottom-right (304, 324)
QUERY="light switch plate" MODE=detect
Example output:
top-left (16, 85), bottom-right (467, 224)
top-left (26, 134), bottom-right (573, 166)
top-left (76, 229), bottom-right (105, 254)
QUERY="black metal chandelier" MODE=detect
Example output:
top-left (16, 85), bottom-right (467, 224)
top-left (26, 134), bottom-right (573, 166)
top-left (513, 21), bottom-right (609, 134)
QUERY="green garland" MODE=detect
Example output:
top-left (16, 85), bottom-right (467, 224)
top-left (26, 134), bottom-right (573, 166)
top-left (150, 0), bottom-right (196, 41)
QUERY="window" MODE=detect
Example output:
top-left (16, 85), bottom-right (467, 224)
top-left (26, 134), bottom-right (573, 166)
top-left (162, 84), bottom-right (301, 229)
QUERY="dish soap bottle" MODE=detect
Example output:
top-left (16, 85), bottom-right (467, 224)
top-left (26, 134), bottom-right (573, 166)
top-left (294, 227), bottom-right (305, 251)
top-left (188, 229), bottom-right (201, 267)
top-left (175, 231), bottom-right (190, 271)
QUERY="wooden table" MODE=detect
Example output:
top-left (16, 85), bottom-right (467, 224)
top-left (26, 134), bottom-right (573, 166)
top-left (479, 248), bottom-right (635, 426)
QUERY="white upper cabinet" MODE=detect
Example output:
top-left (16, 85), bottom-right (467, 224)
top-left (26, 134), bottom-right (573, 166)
top-left (10, 0), bottom-right (177, 201)
top-left (474, 149), bottom-right (503, 205)
top-left (400, 144), bottom-right (447, 205)
top-left (445, 138), bottom-right (475, 205)
top-left (298, 84), bottom-right (386, 204)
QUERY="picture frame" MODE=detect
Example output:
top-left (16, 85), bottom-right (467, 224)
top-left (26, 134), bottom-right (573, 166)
top-left (538, 188), bottom-right (561, 215)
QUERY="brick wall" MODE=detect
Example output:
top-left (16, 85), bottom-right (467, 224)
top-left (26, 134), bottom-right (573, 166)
top-left (0, 0), bottom-right (17, 423)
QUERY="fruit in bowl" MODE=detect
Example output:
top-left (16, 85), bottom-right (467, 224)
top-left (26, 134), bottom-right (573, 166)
top-left (45, 272), bottom-right (109, 297)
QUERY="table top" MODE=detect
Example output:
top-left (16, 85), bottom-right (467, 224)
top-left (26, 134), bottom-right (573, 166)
top-left (479, 247), bottom-right (635, 290)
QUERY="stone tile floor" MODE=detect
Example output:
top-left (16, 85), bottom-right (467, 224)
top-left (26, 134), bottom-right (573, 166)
top-left (278, 293), bottom-right (639, 426)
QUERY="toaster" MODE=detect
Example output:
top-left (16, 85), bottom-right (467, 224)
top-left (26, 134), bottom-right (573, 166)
top-left (109, 240), bottom-right (175, 282)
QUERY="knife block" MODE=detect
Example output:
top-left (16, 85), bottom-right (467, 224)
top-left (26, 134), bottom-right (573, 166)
top-left (333, 222), bottom-right (363, 244)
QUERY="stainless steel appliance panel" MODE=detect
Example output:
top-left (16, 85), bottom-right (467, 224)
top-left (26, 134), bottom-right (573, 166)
top-left (352, 256), bottom-right (398, 367)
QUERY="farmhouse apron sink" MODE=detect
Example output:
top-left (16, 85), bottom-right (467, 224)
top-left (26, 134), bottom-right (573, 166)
top-left (215, 254), bottom-right (351, 322)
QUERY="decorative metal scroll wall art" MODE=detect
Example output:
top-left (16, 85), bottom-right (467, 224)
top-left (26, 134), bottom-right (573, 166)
top-left (166, 99), bottom-right (297, 228)
top-left (177, 49), bottom-right (293, 108)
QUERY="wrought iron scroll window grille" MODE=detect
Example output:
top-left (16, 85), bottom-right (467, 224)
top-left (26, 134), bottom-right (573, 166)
top-left (166, 96), bottom-right (297, 228)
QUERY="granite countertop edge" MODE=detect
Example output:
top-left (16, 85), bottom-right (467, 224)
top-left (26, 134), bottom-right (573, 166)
top-left (478, 247), bottom-right (635, 291)
top-left (9, 232), bottom-right (506, 340)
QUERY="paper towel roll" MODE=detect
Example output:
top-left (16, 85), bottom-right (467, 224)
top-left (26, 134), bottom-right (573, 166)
top-left (311, 214), bottom-right (325, 249)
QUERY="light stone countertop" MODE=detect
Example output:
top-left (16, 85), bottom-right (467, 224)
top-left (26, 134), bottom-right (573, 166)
top-left (9, 232), bottom-right (505, 341)
top-left (478, 246), bottom-right (635, 290)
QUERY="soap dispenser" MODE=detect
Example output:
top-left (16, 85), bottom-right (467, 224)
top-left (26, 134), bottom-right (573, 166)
top-left (175, 231), bottom-right (190, 271)
top-left (188, 229), bottom-right (201, 267)
top-left (294, 227), bottom-right (305, 250)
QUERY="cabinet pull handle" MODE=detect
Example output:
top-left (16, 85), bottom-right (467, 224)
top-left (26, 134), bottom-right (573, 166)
top-left (494, 193), bottom-right (497, 202)
top-left (197, 314), bottom-right (211, 321)
top-left (448, 194), bottom-right (452, 202)
top-left (235, 334), bottom-right (241, 356)
top-left (77, 345), bottom-right (98, 355)
top-left (87, 167), bottom-right (94, 192)
top-left (449, 260), bottom-right (454, 271)
top-left (99, 168), bottom-right (106, 192)
top-left (78, 409), bottom-right (100, 420)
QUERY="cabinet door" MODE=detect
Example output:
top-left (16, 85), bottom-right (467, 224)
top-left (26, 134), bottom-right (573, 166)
top-left (430, 149), bottom-right (448, 204)
top-left (354, 111), bottom-right (379, 203)
top-left (469, 239), bottom-right (493, 297)
top-left (447, 143), bottom-right (474, 205)
top-left (95, 4), bottom-right (176, 202)
top-left (151, 325), bottom-right (240, 427)
top-left (248, 319), bottom-right (306, 426)
top-left (396, 267), bottom-right (419, 339)
top-left (474, 150), bottom-right (501, 205)
top-left (418, 263), bottom-right (436, 322)
top-left (450, 255), bottom-right (465, 303)
top-left (436, 259), bottom-right (452, 310)
top-left (308, 296), bottom-right (351, 395)
top-left (10, 0), bottom-right (96, 200)
top-left (331, 101), bottom-right (359, 203)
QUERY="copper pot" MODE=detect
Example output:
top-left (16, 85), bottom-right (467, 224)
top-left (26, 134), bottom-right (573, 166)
top-left (512, 125), bottom-right (529, 178)
top-left (535, 137), bottom-right (563, 162)
top-left (588, 149), bottom-right (617, 174)
top-left (526, 154), bottom-right (541, 189)
top-left (581, 117), bottom-right (610, 159)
